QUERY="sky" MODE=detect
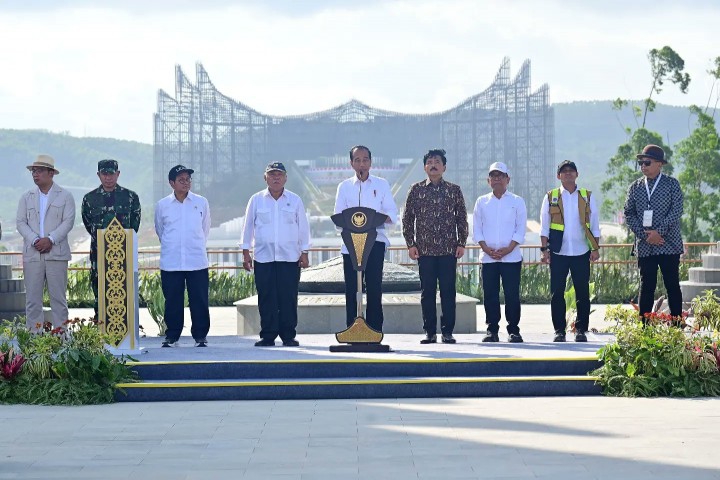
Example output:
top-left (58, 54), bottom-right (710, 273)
top-left (1, 0), bottom-right (719, 144)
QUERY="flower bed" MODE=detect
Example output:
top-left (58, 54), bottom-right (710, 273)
top-left (0, 318), bottom-right (138, 405)
top-left (593, 294), bottom-right (720, 397)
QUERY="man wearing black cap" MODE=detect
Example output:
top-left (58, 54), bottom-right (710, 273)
top-left (540, 160), bottom-right (600, 342)
top-left (624, 145), bottom-right (684, 322)
top-left (241, 162), bottom-right (311, 347)
top-left (81, 159), bottom-right (142, 317)
top-left (154, 165), bottom-right (211, 347)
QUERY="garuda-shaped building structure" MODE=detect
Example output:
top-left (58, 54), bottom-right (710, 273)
top-left (154, 58), bottom-right (554, 224)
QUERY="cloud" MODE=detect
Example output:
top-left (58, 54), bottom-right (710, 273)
top-left (0, 0), bottom-right (717, 143)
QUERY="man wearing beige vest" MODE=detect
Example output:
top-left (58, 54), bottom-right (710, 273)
top-left (16, 155), bottom-right (76, 329)
top-left (539, 160), bottom-right (600, 342)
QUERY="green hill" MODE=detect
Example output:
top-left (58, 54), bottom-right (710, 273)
top-left (0, 101), bottom-right (702, 229)
top-left (0, 129), bottom-right (152, 233)
top-left (553, 100), bottom-right (696, 200)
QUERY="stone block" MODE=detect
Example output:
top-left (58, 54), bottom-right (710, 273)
top-left (0, 278), bottom-right (24, 293)
top-left (702, 254), bottom-right (720, 269)
top-left (689, 267), bottom-right (720, 284)
top-left (680, 281), bottom-right (719, 303)
top-left (0, 292), bottom-right (26, 313)
top-left (236, 293), bottom-right (479, 335)
top-left (0, 265), bottom-right (12, 279)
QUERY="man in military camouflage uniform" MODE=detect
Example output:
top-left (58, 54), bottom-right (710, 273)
top-left (81, 159), bottom-right (141, 316)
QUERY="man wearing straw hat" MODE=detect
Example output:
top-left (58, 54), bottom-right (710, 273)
top-left (16, 155), bottom-right (76, 329)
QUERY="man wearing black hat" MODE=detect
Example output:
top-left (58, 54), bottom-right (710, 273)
top-left (540, 160), bottom-right (601, 342)
top-left (624, 145), bottom-right (684, 322)
top-left (81, 159), bottom-right (142, 317)
top-left (241, 162), bottom-right (311, 347)
top-left (154, 165), bottom-right (211, 347)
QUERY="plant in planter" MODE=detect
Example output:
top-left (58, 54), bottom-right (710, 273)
top-left (594, 306), bottom-right (720, 397)
top-left (691, 289), bottom-right (720, 332)
top-left (0, 318), bottom-right (138, 405)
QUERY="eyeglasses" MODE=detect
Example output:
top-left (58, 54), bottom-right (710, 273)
top-left (31, 167), bottom-right (48, 174)
top-left (174, 177), bottom-right (192, 184)
top-left (637, 160), bottom-right (653, 167)
top-left (488, 172), bottom-right (506, 178)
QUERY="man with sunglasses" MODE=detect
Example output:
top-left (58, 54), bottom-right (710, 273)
top-left (624, 144), bottom-right (684, 322)
top-left (154, 165), bottom-right (211, 347)
top-left (16, 155), bottom-right (75, 329)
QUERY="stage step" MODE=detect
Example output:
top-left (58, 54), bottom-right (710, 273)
top-left (116, 375), bottom-right (599, 402)
top-left (117, 357), bottom-right (601, 401)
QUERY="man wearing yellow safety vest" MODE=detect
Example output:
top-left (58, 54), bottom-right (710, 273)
top-left (539, 160), bottom-right (601, 342)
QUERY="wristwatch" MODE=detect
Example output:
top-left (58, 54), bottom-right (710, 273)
top-left (539, 246), bottom-right (548, 252)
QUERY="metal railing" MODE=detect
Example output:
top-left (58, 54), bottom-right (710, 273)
top-left (0, 243), bottom-right (715, 276)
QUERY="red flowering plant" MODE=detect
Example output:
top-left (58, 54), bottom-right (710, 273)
top-left (0, 349), bottom-right (26, 381)
top-left (643, 310), bottom-right (690, 329)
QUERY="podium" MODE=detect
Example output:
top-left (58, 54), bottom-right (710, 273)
top-left (97, 217), bottom-right (142, 355)
top-left (329, 207), bottom-right (391, 352)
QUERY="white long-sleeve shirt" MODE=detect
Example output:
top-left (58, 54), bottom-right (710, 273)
top-left (333, 174), bottom-right (398, 255)
top-left (154, 191), bottom-right (211, 271)
top-left (472, 191), bottom-right (527, 263)
top-left (539, 186), bottom-right (601, 256)
top-left (240, 188), bottom-right (310, 263)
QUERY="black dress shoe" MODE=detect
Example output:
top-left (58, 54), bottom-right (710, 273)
top-left (441, 334), bottom-right (456, 344)
top-left (282, 339), bottom-right (300, 347)
top-left (254, 339), bottom-right (275, 347)
top-left (420, 334), bottom-right (437, 344)
top-left (508, 333), bottom-right (524, 343)
top-left (553, 332), bottom-right (566, 342)
top-left (482, 333), bottom-right (499, 343)
top-left (575, 332), bottom-right (588, 342)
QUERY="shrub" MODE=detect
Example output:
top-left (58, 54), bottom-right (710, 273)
top-left (0, 318), bottom-right (137, 405)
top-left (593, 307), bottom-right (720, 397)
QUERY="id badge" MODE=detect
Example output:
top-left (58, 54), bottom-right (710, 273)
top-left (642, 210), bottom-right (653, 227)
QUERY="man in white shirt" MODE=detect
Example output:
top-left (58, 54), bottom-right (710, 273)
top-left (540, 160), bottom-right (601, 342)
top-left (334, 145), bottom-right (398, 332)
top-left (472, 162), bottom-right (527, 343)
top-left (241, 162), bottom-right (311, 347)
top-left (16, 155), bottom-right (75, 329)
top-left (154, 165), bottom-right (211, 347)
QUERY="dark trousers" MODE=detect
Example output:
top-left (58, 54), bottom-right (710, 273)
top-left (418, 255), bottom-right (457, 335)
top-left (254, 261), bottom-right (301, 341)
top-left (481, 261), bottom-right (521, 335)
top-left (161, 269), bottom-right (210, 341)
top-left (550, 251), bottom-right (591, 333)
top-left (343, 242), bottom-right (386, 331)
top-left (638, 254), bottom-right (683, 319)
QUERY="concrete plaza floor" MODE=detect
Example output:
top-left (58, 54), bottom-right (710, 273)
top-left (2, 396), bottom-right (719, 479)
top-left (3, 304), bottom-right (719, 479)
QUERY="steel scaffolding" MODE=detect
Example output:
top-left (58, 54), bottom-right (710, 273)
top-left (154, 58), bottom-right (554, 223)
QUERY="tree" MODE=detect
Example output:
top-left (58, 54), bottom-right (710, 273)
top-left (602, 46), bottom-right (690, 230)
top-left (676, 109), bottom-right (720, 242)
top-left (705, 56), bottom-right (720, 118)
top-left (641, 46), bottom-right (691, 128)
top-left (601, 128), bottom-right (672, 232)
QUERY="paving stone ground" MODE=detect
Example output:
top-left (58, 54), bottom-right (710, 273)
top-left (2, 396), bottom-right (719, 479)
top-left (3, 304), bottom-right (719, 478)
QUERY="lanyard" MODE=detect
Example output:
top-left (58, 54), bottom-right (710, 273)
top-left (644, 173), bottom-right (662, 206)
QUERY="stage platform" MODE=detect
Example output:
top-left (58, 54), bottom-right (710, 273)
top-left (116, 331), bottom-right (612, 402)
top-left (64, 304), bottom-right (621, 402)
